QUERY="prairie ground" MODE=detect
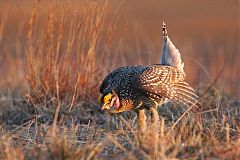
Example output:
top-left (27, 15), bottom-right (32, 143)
top-left (0, 1), bottom-right (239, 159)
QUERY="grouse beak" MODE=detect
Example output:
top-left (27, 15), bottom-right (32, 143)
top-left (98, 103), bottom-right (105, 112)
top-left (100, 103), bottom-right (110, 112)
top-left (100, 105), bottom-right (105, 111)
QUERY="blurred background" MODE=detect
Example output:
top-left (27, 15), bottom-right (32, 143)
top-left (0, 0), bottom-right (239, 97)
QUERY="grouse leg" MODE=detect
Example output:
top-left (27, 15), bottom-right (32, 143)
top-left (149, 107), bottom-right (159, 126)
top-left (149, 106), bottom-right (159, 158)
top-left (137, 109), bottom-right (147, 133)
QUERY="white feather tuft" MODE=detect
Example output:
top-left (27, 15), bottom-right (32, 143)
top-left (160, 22), bottom-right (185, 73)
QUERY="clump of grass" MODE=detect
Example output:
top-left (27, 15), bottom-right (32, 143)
top-left (24, 1), bottom-right (122, 108)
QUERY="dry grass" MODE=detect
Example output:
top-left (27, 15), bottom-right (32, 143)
top-left (0, 89), bottom-right (239, 159)
top-left (0, 0), bottom-right (239, 159)
top-left (24, 1), bottom-right (122, 106)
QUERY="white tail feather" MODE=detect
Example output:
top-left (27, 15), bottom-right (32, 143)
top-left (160, 22), bottom-right (185, 73)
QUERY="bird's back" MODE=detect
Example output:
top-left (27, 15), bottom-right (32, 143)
top-left (99, 65), bottom-right (148, 95)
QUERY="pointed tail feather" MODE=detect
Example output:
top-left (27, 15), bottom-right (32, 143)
top-left (160, 22), bottom-right (185, 74)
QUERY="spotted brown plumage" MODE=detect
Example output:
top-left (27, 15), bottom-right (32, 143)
top-left (98, 22), bottom-right (200, 132)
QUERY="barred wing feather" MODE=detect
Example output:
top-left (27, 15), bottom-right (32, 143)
top-left (133, 65), bottom-right (200, 107)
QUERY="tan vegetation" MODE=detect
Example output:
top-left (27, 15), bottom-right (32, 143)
top-left (0, 0), bottom-right (239, 159)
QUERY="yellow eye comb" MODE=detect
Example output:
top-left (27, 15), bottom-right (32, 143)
top-left (103, 93), bottom-right (112, 104)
